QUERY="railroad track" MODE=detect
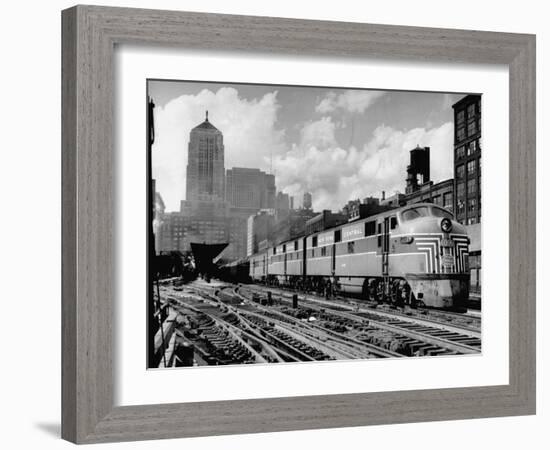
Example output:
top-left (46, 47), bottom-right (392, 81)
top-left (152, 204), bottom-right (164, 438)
top-left (239, 306), bottom-right (402, 359)
top-left (184, 283), bottom-right (402, 360)
top-left (164, 281), bottom-right (481, 361)
top-left (240, 285), bottom-right (481, 356)
top-left (242, 284), bottom-right (481, 339)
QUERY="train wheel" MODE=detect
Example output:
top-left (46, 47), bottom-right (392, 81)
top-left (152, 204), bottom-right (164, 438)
top-left (361, 279), bottom-right (370, 301)
top-left (405, 285), bottom-right (417, 309)
top-left (371, 280), bottom-right (381, 303)
top-left (391, 280), bottom-right (402, 307)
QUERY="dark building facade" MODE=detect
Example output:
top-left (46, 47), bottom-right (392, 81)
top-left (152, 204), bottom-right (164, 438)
top-left (342, 197), bottom-right (394, 222)
top-left (452, 95), bottom-right (482, 293)
top-left (401, 145), bottom-right (454, 213)
top-left (404, 179), bottom-right (454, 213)
top-left (304, 210), bottom-right (347, 235)
top-left (247, 210), bottom-right (276, 256)
top-left (380, 192), bottom-right (406, 208)
top-left (225, 167), bottom-right (275, 210)
top-left (270, 208), bottom-right (317, 245)
top-left (452, 95), bottom-right (482, 225)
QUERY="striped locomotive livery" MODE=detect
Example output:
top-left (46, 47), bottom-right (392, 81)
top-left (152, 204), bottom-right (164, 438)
top-left (249, 203), bottom-right (471, 309)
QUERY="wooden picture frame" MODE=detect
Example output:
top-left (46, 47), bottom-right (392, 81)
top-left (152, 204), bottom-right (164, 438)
top-left (61, 5), bottom-right (536, 444)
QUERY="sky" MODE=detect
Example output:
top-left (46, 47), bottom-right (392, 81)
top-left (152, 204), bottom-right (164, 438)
top-left (148, 79), bottom-right (466, 212)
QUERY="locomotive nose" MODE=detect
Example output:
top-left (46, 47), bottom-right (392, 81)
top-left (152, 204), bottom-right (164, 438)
top-left (440, 217), bottom-right (453, 233)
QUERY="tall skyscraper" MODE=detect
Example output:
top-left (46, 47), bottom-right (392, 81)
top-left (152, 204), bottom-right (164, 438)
top-left (303, 192), bottom-right (312, 210)
top-left (186, 111), bottom-right (225, 202)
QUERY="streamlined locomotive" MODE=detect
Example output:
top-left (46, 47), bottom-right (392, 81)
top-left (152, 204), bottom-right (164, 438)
top-left (249, 203), bottom-right (470, 309)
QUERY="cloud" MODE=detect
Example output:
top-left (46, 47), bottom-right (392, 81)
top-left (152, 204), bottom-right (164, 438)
top-left (315, 90), bottom-right (385, 114)
top-left (273, 118), bottom-right (454, 211)
top-left (152, 87), bottom-right (286, 211)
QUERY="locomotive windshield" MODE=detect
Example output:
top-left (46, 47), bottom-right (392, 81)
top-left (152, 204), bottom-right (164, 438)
top-left (430, 206), bottom-right (453, 219)
top-left (401, 205), bottom-right (452, 222)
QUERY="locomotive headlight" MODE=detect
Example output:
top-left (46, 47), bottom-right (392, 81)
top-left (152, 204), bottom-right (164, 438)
top-left (440, 218), bottom-right (453, 233)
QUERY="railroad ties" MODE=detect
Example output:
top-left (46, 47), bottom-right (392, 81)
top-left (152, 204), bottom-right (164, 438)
top-left (154, 279), bottom-right (481, 367)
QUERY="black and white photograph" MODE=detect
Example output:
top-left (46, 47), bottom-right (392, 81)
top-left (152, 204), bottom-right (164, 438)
top-left (147, 80), bottom-right (482, 369)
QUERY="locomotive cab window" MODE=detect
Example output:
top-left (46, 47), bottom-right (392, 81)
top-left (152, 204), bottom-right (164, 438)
top-left (312, 235), bottom-right (318, 247)
top-left (401, 205), bottom-right (453, 222)
top-left (347, 241), bottom-right (355, 254)
top-left (365, 221), bottom-right (376, 236)
top-left (401, 206), bottom-right (430, 221)
top-left (430, 206), bottom-right (453, 219)
top-left (390, 216), bottom-right (398, 230)
top-left (294, 240), bottom-right (298, 251)
top-left (334, 229), bottom-right (341, 242)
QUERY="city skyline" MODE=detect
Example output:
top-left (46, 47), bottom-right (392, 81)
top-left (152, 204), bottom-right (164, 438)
top-left (149, 80), bottom-right (465, 213)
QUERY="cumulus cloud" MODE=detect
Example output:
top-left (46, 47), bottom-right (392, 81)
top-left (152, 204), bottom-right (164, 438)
top-left (152, 87), bottom-right (286, 211)
top-left (273, 118), bottom-right (453, 211)
top-left (315, 90), bottom-right (385, 114)
top-left (153, 86), bottom-right (453, 214)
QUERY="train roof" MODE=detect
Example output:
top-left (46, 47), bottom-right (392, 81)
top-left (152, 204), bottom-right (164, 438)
top-left (270, 202), bottom-right (454, 250)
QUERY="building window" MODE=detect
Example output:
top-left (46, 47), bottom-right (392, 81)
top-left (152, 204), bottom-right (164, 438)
top-left (456, 126), bottom-right (466, 142)
top-left (456, 146), bottom-right (465, 159)
top-left (467, 120), bottom-right (477, 136)
top-left (456, 182), bottom-right (465, 200)
top-left (457, 200), bottom-right (465, 216)
top-left (456, 164), bottom-right (465, 179)
top-left (467, 160), bottom-right (476, 176)
top-left (347, 241), bottom-right (355, 254)
top-left (478, 158), bottom-right (482, 184)
top-left (467, 178), bottom-right (477, 195)
top-left (443, 192), bottom-right (453, 209)
top-left (467, 103), bottom-right (476, 119)
top-left (457, 110), bottom-right (465, 125)
top-left (467, 140), bottom-right (478, 156)
top-left (468, 198), bottom-right (477, 213)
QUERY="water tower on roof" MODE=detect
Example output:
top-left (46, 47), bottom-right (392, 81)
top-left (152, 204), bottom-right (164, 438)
top-left (405, 145), bottom-right (430, 194)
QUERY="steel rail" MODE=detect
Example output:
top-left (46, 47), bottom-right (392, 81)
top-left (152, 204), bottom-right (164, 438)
top-left (242, 286), bottom-right (480, 355)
